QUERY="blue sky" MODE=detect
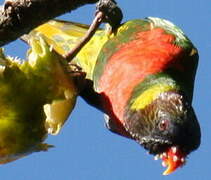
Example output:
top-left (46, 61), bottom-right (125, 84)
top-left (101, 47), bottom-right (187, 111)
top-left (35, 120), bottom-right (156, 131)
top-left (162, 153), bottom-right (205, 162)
top-left (0, 0), bottom-right (210, 179)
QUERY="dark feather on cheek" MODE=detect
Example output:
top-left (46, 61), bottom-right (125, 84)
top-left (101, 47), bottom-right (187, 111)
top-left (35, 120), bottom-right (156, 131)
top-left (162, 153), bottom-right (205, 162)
top-left (124, 91), bottom-right (200, 155)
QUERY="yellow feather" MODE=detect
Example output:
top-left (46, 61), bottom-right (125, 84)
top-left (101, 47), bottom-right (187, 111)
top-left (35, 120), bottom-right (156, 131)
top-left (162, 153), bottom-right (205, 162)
top-left (131, 84), bottom-right (177, 110)
top-left (33, 20), bottom-right (109, 80)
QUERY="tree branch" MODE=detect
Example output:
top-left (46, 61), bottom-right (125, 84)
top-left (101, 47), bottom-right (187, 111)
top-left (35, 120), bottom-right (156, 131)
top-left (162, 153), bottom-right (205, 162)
top-left (0, 0), bottom-right (98, 47)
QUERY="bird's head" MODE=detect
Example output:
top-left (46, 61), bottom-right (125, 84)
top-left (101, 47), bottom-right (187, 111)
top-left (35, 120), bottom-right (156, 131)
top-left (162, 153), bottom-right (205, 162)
top-left (125, 91), bottom-right (201, 175)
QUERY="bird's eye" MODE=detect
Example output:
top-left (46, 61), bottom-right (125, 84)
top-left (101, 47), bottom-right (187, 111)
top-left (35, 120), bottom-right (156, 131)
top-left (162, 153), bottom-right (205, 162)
top-left (158, 119), bottom-right (169, 131)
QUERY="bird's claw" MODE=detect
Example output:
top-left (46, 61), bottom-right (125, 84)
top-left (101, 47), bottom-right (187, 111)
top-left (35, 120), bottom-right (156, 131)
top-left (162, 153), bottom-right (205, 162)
top-left (96, 0), bottom-right (123, 29)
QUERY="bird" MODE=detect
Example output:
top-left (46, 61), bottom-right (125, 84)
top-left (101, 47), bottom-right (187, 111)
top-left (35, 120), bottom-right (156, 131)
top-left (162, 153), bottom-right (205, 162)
top-left (29, 17), bottom-right (201, 175)
top-left (0, 37), bottom-right (78, 164)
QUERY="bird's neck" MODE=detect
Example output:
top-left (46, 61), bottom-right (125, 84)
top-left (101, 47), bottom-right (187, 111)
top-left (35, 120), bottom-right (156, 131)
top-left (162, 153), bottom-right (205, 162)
top-left (128, 74), bottom-right (179, 112)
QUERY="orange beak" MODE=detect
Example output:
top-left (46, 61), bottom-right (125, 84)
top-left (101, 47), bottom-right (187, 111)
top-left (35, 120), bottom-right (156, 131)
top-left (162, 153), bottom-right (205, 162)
top-left (153, 146), bottom-right (186, 175)
top-left (162, 146), bottom-right (186, 175)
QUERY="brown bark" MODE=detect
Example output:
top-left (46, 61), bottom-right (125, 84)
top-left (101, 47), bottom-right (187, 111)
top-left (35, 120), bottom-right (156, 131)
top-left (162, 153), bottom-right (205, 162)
top-left (0, 0), bottom-right (98, 47)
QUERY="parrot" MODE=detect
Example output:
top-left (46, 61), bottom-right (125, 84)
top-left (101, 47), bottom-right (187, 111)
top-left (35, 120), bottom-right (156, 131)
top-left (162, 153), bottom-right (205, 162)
top-left (27, 17), bottom-right (201, 175)
top-left (0, 37), bottom-right (78, 164)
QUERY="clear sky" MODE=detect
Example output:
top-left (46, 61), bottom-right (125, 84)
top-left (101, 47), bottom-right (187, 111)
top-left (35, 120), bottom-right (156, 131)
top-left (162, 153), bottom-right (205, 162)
top-left (0, 0), bottom-right (210, 179)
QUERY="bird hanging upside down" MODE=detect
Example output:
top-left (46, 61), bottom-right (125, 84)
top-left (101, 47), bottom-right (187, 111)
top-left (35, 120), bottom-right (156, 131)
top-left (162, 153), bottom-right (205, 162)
top-left (29, 17), bottom-right (201, 175)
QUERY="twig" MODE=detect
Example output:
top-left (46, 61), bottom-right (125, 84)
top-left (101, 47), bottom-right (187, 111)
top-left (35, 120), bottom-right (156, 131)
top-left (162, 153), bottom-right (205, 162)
top-left (0, 0), bottom-right (98, 47)
top-left (64, 11), bottom-right (104, 62)
top-left (64, 0), bottom-right (122, 62)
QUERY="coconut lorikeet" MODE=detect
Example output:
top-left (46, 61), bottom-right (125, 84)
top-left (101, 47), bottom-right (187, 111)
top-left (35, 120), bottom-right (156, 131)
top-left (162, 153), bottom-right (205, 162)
top-left (0, 37), bottom-right (78, 164)
top-left (28, 17), bottom-right (201, 175)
